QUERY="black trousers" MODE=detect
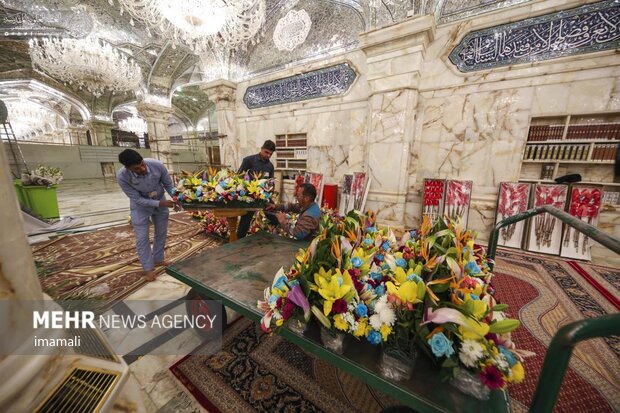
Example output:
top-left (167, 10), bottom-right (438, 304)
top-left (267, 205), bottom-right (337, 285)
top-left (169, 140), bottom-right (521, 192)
top-left (236, 211), bottom-right (255, 239)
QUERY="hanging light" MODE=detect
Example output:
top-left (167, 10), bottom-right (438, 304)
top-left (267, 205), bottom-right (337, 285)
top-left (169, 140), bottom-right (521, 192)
top-left (116, 0), bottom-right (266, 53)
top-left (28, 36), bottom-right (143, 97)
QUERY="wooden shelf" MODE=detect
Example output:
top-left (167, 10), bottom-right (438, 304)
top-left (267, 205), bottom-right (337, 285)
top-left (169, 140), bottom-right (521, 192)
top-left (522, 160), bottom-right (614, 164)
top-left (526, 139), bottom-right (620, 145)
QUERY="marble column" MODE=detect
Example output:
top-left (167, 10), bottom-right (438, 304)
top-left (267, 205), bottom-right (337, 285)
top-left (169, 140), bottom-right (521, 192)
top-left (67, 125), bottom-right (88, 146)
top-left (137, 103), bottom-right (175, 173)
top-left (359, 16), bottom-right (435, 226)
top-left (85, 119), bottom-right (115, 146)
top-left (0, 139), bottom-right (53, 408)
top-left (201, 80), bottom-right (238, 169)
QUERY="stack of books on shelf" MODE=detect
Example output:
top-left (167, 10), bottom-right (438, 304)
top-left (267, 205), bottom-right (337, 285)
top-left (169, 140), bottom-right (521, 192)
top-left (523, 144), bottom-right (591, 161)
top-left (566, 123), bottom-right (620, 140)
top-left (527, 125), bottom-right (564, 141)
top-left (591, 143), bottom-right (618, 161)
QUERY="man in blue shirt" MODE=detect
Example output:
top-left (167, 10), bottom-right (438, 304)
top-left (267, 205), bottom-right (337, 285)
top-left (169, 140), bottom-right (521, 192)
top-left (266, 183), bottom-right (320, 240)
top-left (237, 139), bottom-right (276, 238)
top-left (117, 149), bottom-right (175, 281)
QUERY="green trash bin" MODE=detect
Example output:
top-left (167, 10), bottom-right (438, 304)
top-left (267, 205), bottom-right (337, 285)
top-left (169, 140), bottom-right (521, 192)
top-left (22, 184), bottom-right (60, 219)
top-left (13, 179), bottom-right (28, 208)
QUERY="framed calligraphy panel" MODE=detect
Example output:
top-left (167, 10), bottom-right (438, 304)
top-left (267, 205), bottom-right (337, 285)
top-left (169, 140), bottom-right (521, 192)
top-left (243, 63), bottom-right (357, 109)
top-left (525, 183), bottom-right (568, 256)
top-left (449, 1), bottom-right (620, 72)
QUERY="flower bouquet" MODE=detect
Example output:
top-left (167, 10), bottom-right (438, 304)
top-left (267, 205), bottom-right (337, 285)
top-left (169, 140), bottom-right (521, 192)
top-left (21, 165), bottom-right (64, 186)
top-left (412, 218), bottom-right (531, 399)
top-left (174, 167), bottom-right (275, 208)
top-left (190, 210), bottom-right (229, 238)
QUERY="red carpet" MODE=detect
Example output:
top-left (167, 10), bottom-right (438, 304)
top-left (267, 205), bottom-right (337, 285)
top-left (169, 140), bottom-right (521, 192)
top-left (495, 249), bottom-right (619, 412)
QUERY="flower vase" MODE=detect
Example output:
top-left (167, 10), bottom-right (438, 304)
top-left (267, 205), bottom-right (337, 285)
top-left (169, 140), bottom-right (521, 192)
top-left (320, 327), bottom-right (346, 354)
top-left (450, 369), bottom-right (491, 400)
top-left (379, 347), bottom-right (417, 381)
top-left (287, 318), bottom-right (307, 335)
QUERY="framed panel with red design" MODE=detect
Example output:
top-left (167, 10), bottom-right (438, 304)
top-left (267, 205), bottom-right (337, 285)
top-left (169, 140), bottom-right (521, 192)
top-left (525, 184), bottom-right (568, 255)
top-left (445, 180), bottom-right (473, 227)
top-left (494, 182), bottom-right (531, 249)
top-left (304, 172), bottom-right (324, 206)
top-left (422, 179), bottom-right (446, 224)
top-left (560, 184), bottom-right (603, 261)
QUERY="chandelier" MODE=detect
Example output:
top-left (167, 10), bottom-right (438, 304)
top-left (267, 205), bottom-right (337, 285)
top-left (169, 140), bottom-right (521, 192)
top-left (115, 0), bottom-right (266, 52)
top-left (6, 100), bottom-right (61, 138)
top-left (119, 115), bottom-right (147, 137)
top-left (28, 36), bottom-right (143, 97)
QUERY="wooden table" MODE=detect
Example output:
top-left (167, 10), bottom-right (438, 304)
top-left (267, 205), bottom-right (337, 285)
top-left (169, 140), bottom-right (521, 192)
top-left (166, 232), bottom-right (510, 413)
top-left (182, 204), bottom-right (264, 242)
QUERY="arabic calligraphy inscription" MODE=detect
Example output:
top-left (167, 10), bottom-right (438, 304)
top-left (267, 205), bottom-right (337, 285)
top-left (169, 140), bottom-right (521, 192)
top-left (449, 1), bottom-right (620, 72)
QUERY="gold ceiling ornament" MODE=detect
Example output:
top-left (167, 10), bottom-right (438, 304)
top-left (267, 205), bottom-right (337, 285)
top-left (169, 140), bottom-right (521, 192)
top-left (114, 0), bottom-right (266, 52)
top-left (28, 36), bottom-right (143, 97)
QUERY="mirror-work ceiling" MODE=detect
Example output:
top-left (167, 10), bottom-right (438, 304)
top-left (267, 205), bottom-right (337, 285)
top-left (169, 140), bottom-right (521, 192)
top-left (0, 0), bottom-right (532, 126)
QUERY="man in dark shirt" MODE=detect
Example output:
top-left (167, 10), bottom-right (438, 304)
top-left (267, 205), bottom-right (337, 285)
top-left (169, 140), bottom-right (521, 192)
top-left (237, 139), bottom-right (276, 238)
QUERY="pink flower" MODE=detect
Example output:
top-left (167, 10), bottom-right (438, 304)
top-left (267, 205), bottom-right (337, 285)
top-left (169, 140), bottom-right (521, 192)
top-left (480, 365), bottom-right (505, 390)
top-left (282, 300), bottom-right (295, 320)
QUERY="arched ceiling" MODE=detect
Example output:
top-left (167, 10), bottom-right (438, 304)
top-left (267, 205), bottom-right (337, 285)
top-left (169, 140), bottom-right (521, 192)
top-left (0, 0), bottom-right (529, 123)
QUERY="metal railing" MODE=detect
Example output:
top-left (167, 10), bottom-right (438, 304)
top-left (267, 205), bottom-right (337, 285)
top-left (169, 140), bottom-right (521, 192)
top-left (487, 205), bottom-right (620, 271)
top-left (488, 205), bottom-right (620, 412)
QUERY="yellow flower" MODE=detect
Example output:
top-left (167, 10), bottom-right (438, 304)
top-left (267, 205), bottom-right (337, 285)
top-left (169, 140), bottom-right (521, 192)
top-left (391, 267), bottom-right (414, 285)
top-left (276, 319), bottom-right (284, 326)
top-left (334, 314), bottom-right (348, 331)
top-left (386, 280), bottom-right (424, 304)
top-left (464, 296), bottom-right (488, 320)
top-left (314, 268), bottom-right (352, 316)
top-left (246, 180), bottom-right (260, 195)
top-left (380, 324), bottom-right (392, 341)
top-left (354, 319), bottom-right (369, 337)
top-left (510, 362), bottom-right (525, 383)
top-left (457, 318), bottom-right (490, 340)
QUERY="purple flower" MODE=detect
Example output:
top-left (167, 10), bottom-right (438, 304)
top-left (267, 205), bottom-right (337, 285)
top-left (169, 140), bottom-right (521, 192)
top-left (287, 284), bottom-right (310, 321)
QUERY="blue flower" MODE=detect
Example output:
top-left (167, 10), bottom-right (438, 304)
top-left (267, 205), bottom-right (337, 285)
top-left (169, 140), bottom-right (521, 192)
top-left (376, 253), bottom-right (384, 262)
top-left (381, 264), bottom-right (390, 271)
top-left (370, 272), bottom-right (382, 282)
top-left (406, 274), bottom-right (422, 283)
top-left (366, 226), bottom-right (377, 234)
top-left (381, 241), bottom-right (390, 250)
top-left (409, 230), bottom-right (417, 238)
top-left (195, 187), bottom-right (202, 196)
top-left (219, 182), bottom-right (227, 189)
top-left (351, 257), bottom-right (364, 268)
top-left (428, 332), bottom-right (455, 358)
top-left (363, 238), bottom-right (374, 246)
top-left (367, 330), bottom-right (382, 345)
top-left (375, 285), bottom-right (385, 296)
top-left (239, 190), bottom-right (246, 196)
top-left (499, 346), bottom-right (517, 367)
top-left (395, 258), bottom-right (407, 268)
top-left (268, 294), bottom-right (279, 305)
top-left (356, 303), bottom-right (368, 318)
top-left (469, 293), bottom-right (479, 300)
top-left (464, 261), bottom-right (481, 275)
top-left (274, 275), bottom-right (287, 291)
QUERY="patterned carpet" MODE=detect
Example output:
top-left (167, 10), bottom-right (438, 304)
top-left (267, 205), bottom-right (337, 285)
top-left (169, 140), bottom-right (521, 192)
top-left (494, 249), bottom-right (620, 413)
top-left (171, 318), bottom-right (397, 413)
top-left (32, 213), bottom-right (223, 304)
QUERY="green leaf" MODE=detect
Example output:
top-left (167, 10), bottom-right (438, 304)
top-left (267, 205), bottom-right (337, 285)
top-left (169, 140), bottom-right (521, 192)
top-left (488, 319), bottom-right (520, 334)
top-left (492, 304), bottom-right (508, 312)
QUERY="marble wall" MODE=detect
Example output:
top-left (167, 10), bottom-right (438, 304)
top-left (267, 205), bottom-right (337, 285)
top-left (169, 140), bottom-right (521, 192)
top-left (233, 0), bottom-right (620, 266)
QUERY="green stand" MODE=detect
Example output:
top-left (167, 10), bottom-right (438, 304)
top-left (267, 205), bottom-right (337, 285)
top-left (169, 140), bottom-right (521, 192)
top-left (21, 184), bottom-right (60, 219)
top-left (13, 179), bottom-right (27, 208)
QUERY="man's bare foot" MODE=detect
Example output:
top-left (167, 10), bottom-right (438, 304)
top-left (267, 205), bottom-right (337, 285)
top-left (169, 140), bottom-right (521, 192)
top-left (155, 260), bottom-right (169, 267)
top-left (144, 270), bottom-right (158, 282)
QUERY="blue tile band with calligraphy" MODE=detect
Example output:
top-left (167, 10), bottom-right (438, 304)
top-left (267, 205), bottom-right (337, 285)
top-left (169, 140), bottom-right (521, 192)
top-left (449, 0), bottom-right (620, 72)
top-left (243, 63), bottom-right (357, 109)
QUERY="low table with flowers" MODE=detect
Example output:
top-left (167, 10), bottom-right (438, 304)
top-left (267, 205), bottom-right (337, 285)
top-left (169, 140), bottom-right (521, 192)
top-left (174, 168), bottom-right (275, 242)
top-left (166, 209), bottom-right (527, 412)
